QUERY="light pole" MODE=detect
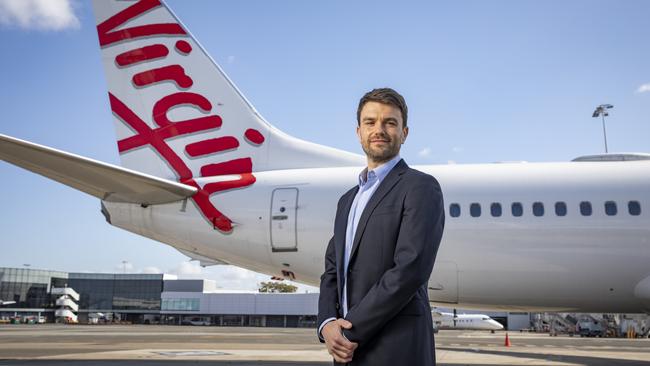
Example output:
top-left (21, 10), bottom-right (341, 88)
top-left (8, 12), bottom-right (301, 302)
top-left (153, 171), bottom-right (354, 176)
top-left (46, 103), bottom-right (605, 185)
top-left (592, 104), bottom-right (613, 153)
top-left (122, 260), bottom-right (129, 274)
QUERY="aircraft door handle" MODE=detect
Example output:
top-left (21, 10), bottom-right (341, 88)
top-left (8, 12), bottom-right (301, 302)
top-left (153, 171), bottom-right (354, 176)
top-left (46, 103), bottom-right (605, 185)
top-left (272, 215), bottom-right (288, 220)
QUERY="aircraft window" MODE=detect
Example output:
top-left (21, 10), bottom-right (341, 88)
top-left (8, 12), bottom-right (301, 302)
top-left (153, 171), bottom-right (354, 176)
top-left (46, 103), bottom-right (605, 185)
top-left (449, 203), bottom-right (461, 218)
top-left (470, 203), bottom-right (481, 217)
top-left (628, 201), bottom-right (641, 216)
top-left (580, 201), bottom-right (592, 216)
top-left (490, 203), bottom-right (502, 217)
top-left (555, 202), bottom-right (567, 216)
top-left (511, 202), bottom-right (523, 217)
top-left (533, 202), bottom-right (544, 217)
top-left (605, 201), bottom-right (617, 216)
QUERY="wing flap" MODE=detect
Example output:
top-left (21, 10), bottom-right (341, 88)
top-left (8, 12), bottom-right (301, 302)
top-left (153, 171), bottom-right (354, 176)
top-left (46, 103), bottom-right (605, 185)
top-left (0, 134), bottom-right (196, 205)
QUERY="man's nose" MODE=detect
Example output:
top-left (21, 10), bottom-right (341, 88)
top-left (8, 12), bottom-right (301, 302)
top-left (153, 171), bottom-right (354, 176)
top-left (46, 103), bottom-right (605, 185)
top-left (371, 121), bottom-right (387, 135)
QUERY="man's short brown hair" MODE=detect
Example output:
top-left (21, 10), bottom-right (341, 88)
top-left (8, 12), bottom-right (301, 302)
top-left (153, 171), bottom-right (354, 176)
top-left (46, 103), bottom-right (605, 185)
top-left (356, 88), bottom-right (408, 127)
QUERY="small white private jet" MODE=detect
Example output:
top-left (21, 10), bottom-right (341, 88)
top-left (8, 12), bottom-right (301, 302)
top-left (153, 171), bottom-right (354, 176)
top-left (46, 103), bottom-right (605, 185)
top-left (0, 300), bottom-right (17, 306)
top-left (432, 310), bottom-right (504, 331)
top-left (1, 0), bottom-right (649, 314)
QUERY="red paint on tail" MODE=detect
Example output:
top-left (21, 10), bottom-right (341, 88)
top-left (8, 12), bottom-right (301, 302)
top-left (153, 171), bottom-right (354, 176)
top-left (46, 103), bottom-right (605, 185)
top-left (116, 44), bottom-right (169, 67)
top-left (132, 65), bottom-right (193, 89)
top-left (100, 0), bottom-right (266, 232)
top-left (97, 0), bottom-right (186, 47)
top-left (185, 137), bottom-right (239, 157)
top-left (110, 93), bottom-right (263, 232)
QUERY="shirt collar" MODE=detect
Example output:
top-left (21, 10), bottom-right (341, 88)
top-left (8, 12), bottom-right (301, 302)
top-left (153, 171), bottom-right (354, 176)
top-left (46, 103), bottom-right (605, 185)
top-left (358, 154), bottom-right (402, 188)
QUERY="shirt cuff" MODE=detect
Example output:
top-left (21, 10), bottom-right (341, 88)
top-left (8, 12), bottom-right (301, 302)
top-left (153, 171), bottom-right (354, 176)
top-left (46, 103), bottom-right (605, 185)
top-left (318, 317), bottom-right (337, 340)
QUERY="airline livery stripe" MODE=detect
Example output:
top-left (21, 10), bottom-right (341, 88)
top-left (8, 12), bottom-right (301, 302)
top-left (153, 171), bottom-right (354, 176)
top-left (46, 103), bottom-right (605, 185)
top-left (97, 0), bottom-right (187, 47)
top-left (132, 65), bottom-right (193, 89)
top-left (200, 158), bottom-right (253, 177)
top-left (116, 45), bottom-right (169, 67)
top-left (185, 137), bottom-right (240, 157)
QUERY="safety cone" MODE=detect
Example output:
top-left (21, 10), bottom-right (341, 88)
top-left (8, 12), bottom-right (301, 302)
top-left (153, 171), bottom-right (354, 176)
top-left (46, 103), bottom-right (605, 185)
top-left (504, 332), bottom-right (511, 347)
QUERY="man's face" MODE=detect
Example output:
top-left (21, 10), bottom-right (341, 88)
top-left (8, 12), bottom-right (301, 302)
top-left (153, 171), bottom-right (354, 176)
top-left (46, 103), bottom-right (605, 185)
top-left (357, 101), bottom-right (408, 166)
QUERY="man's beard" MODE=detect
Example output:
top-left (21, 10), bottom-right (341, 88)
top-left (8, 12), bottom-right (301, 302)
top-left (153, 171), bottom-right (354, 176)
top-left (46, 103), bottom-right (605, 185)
top-left (362, 137), bottom-right (400, 164)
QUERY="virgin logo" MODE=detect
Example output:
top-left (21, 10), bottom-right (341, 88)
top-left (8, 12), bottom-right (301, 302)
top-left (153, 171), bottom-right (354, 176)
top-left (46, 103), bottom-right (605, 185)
top-left (98, 0), bottom-right (264, 232)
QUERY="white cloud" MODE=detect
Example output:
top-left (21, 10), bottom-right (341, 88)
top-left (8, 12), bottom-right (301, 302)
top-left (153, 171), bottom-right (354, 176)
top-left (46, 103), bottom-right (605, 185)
top-left (141, 266), bottom-right (162, 274)
top-left (636, 83), bottom-right (650, 93)
top-left (418, 147), bottom-right (431, 157)
top-left (0, 0), bottom-right (80, 31)
top-left (171, 261), bottom-right (203, 276)
top-left (211, 266), bottom-right (261, 289)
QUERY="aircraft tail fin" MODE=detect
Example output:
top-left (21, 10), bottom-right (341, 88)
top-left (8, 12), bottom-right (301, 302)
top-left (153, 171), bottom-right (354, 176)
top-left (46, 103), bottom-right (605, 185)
top-left (92, 0), bottom-right (364, 184)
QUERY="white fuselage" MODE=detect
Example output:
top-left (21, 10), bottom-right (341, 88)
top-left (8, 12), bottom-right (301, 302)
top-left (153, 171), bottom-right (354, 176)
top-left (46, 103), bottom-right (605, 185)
top-left (432, 312), bottom-right (504, 331)
top-left (103, 159), bottom-right (650, 313)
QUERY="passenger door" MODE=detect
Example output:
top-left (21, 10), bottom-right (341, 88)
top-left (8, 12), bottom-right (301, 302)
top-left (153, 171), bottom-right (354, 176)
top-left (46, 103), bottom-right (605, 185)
top-left (270, 188), bottom-right (298, 252)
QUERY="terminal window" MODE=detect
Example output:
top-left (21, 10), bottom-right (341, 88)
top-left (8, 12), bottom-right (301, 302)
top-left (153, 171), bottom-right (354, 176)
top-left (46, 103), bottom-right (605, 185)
top-left (162, 298), bottom-right (199, 311)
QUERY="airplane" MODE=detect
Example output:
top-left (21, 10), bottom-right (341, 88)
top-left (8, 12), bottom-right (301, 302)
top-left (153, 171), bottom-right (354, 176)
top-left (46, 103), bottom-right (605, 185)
top-left (431, 310), bottom-right (504, 331)
top-left (0, 300), bottom-right (17, 306)
top-left (0, 0), bottom-right (649, 314)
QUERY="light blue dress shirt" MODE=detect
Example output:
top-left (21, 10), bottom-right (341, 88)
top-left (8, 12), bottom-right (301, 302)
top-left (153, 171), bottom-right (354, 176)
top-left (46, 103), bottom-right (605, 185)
top-left (319, 154), bottom-right (402, 337)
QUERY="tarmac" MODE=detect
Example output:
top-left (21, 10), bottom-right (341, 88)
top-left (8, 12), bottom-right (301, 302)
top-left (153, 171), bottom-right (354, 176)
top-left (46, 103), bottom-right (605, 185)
top-left (0, 324), bottom-right (649, 365)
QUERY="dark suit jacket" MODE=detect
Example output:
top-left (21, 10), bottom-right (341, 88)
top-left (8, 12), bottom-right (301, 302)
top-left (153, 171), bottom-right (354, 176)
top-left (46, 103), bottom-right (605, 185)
top-left (318, 159), bottom-right (445, 366)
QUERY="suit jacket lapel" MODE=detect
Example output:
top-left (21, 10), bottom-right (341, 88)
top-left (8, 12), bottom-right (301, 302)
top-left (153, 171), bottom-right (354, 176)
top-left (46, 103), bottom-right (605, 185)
top-left (336, 186), bottom-right (358, 300)
top-left (348, 159), bottom-right (407, 266)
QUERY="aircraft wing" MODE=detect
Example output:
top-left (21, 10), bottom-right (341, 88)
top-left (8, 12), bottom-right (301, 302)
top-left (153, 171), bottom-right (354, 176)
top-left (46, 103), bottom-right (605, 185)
top-left (0, 134), bottom-right (196, 205)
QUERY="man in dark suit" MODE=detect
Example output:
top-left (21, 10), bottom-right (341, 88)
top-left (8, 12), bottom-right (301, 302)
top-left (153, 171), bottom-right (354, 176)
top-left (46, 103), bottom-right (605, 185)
top-left (317, 88), bottom-right (445, 365)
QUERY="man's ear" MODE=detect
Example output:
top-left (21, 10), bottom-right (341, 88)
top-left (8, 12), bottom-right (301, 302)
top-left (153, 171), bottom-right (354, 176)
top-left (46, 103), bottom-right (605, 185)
top-left (402, 126), bottom-right (409, 144)
top-left (356, 125), bottom-right (361, 141)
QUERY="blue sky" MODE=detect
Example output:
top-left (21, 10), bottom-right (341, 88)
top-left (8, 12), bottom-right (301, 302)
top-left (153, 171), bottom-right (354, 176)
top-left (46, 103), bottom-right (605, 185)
top-left (0, 0), bottom-right (648, 290)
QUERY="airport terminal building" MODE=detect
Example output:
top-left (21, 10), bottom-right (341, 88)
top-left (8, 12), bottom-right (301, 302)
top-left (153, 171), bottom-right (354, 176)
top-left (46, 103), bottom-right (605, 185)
top-left (0, 267), bottom-right (318, 327)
